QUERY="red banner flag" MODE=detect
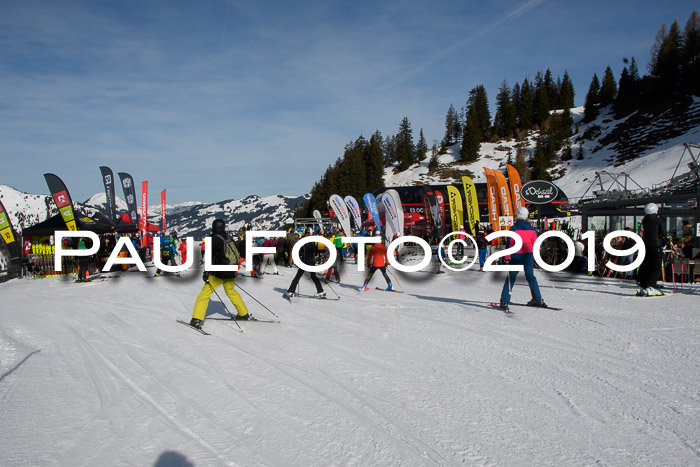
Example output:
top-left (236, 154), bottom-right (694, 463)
top-left (141, 181), bottom-right (148, 244)
top-left (161, 189), bottom-right (167, 234)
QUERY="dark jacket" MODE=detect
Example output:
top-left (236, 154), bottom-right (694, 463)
top-left (212, 233), bottom-right (237, 279)
top-left (298, 240), bottom-right (318, 265)
top-left (642, 214), bottom-right (665, 248)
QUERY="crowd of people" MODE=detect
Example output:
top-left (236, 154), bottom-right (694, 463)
top-left (16, 201), bottom-right (689, 329)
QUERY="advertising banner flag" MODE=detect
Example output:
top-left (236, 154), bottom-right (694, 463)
top-left (423, 189), bottom-right (443, 239)
top-left (99, 166), bottom-right (117, 223)
top-left (493, 169), bottom-right (514, 219)
top-left (461, 176), bottom-right (480, 235)
top-left (118, 172), bottom-right (139, 224)
top-left (329, 194), bottom-right (352, 238)
top-left (313, 209), bottom-right (323, 231)
top-left (483, 168), bottom-right (501, 231)
top-left (44, 173), bottom-right (78, 231)
top-left (363, 193), bottom-right (382, 232)
top-left (0, 199), bottom-right (22, 281)
top-left (446, 185), bottom-right (464, 233)
top-left (422, 191), bottom-right (435, 239)
top-left (141, 181), bottom-right (148, 240)
top-left (384, 189), bottom-right (404, 237)
top-left (160, 189), bottom-right (166, 234)
top-left (506, 164), bottom-right (524, 210)
top-left (0, 200), bottom-right (18, 245)
top-left (434, 190), bottom-right (446, 235)
top-left (381, 193), bottom-right (400, 238)
top-left (343, 196), bottom-right (362, 231)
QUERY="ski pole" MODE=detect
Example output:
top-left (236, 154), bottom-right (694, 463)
top-left (207, 281), bottom-right (243, 332)
top-left (235, 282), bottom-right (279, 317)
top-left (324, 280), bottom-right (340, 299)
top-left (536, 268), bottom-right (564, 299)
top-left (386, 267), bottom-right (402, 289)
top-left (671, 262), bottom-right (676, 293)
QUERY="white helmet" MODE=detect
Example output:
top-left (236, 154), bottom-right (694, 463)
top-left (644, 203), bottom-right (658, 215)
top-left (516, 207), bottom-right (529, 220)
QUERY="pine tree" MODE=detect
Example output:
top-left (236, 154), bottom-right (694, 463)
top-left (514, 147), bottom-right (529, 182)
top-left (650, 20), bottom-right (683, 94)
top-left (464, 85), bottom-right (490, 142)
top-left (599, 66), bottom-right (617, 107)
top-left (396, 117), bottom-right (416, 171)
top-left (459, 85), bottom-right (489, 160)
top-left (428, 153), bottom-right (439, 172)
top-left (683, 10), bottom-right (700, 94)
top-left (442, 104), bottom-right (461, 146)
top-left (544, 68), bottom-right (558, 109)
top-left (493, 80), bottom-right (516, 139)
top-left (460, 116), bottom-right (481, 162)
top-left (416, 129), bottom-right (428, 162)
top-left (533, 72), bottom-right (550, 127)
top-left (583, 73), bottom-right (600, 122)
top-left (383, 135), bottom-right (396, 165)
top-left (518, 78), bottom-right (534, 130)
top-left (559, 71), bottom-right (575, 109)
top-left (367, 131), bottom-right (386, 191)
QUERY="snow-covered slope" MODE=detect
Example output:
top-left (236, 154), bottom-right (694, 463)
top-left (1, 263), bottom-right (698, 465)
top-left (382, 102), bottom-right (700, 201)
top-left (0, 184), bottom-right (306, 240)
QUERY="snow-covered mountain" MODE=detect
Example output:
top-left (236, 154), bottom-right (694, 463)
top-left (0, 185), bottom-right (307, 240)
top-left (383, 100), bottom-right (700, 201)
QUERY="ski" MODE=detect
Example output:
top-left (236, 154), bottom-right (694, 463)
top-left (208, 316), bottom-right (280, 324)
top-left (296, 293), bottom-right (340, 301)
top-left (490, 301), bottom-right (562, 311)
top-left (176, 318), bottom-right (210, 335)
top-left (375, 287), bottom-right (403, 293)
top-left (488, 302), bottom-right (514, 314)
top-left (509, 302), bottom-right (562, 310)
top-left (630, 293), bottom-right (680, 299)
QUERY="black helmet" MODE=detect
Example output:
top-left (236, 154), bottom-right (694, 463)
top-left (212, 219), bottom-right (226, 234)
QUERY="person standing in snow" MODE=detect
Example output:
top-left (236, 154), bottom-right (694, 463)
top-left (260, 237), bottom-right (279, 275)
top-left (190, 219), bottom-right (249, 330)
top-left (154, 235), bottom-right (179, 277)
top-left (324, 229), bottom-right (343, 284)
top-left (476, 231), bottom-right (489, 271)
top-left (284, 229), bottom-right (326, 299)
top-left (498, 207), bottom-right (547, 312)
top-left (362, 235), bottom-right (393, 291)
top-left (636, 203), bottom-right (666, 296)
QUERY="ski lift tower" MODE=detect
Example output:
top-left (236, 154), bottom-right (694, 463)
top-left (579, 170), bottom-right (648, 202)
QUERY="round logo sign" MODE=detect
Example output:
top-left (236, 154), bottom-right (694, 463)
top-left (520, 180), bottom-right (559, 204)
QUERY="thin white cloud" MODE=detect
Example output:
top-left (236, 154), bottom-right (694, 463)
top-left (382, 0), bottom-right (548, 90)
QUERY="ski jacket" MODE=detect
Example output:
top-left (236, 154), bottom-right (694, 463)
top-left (641, 214), bottom-right (665, 248)
top-left (507, 219), bottom-right (538, 255)
top-left (368, 242), bottom-right (389, 267)
top-left (211, 233), bottom-right (237, 279)
top-left (298, 240), bottom-right (318, 265)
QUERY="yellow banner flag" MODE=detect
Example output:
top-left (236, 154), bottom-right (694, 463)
top-left (446, 186), bottom-right (463, 233)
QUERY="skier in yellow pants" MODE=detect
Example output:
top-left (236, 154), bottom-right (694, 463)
top-left (190, 219), bottom-right (249, 329)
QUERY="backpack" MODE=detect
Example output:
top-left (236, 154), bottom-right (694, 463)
top-left (161, 239), bottom-right (172, 259)
top-left (215, 234), bottom-right (241, 266)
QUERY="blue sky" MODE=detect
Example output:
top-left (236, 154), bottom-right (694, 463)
top-left (1, 0), bottom-right (697, 204)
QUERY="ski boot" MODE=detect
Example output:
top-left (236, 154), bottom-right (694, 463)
top-left (527, 298), bottom-right (548, 307)
top-left (498, 301), bottom-right (510, 312)
top-left (189, 318), bottom-right (204, 329)
top-left (314, 291), bottom-right (327, 299)
top-left (234, 313), bottom-right (250, 320)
